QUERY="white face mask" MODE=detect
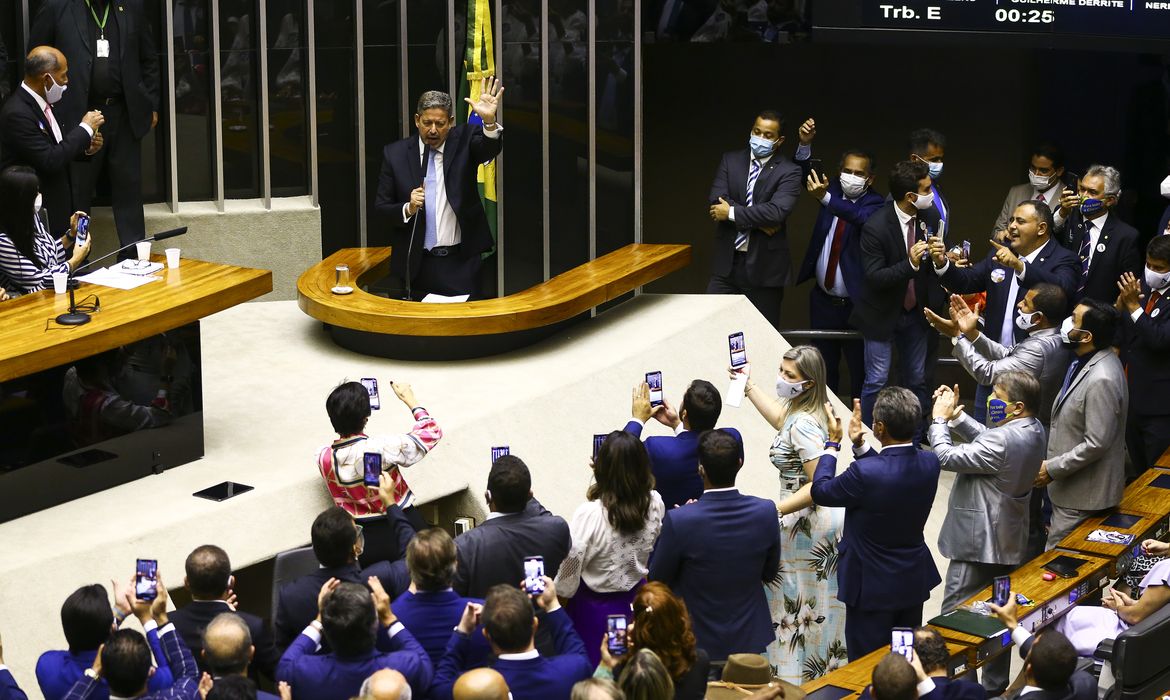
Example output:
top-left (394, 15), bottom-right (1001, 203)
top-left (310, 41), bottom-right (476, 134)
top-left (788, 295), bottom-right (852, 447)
top-left (1161, 174), bottom-right (1170, 199)
top-left (1059, 316), bottom-right (1086, 346)
top-left (1015, 309), bottom-right (1040, 331)
top-left (34, 193), bottom-right (43, 213)
top-left (1145, 265), bottom-right (1170, 291)
top-left (911, 190), bottom-right (934, 210)
top-left (775, 374), bottom-right (809, 399)
top-left (44, 73), bottom-right (67, 105)
top-left (1029, 171), bottom-right (1054, 190)
top-left (839, 173), bottom-right (868, 199)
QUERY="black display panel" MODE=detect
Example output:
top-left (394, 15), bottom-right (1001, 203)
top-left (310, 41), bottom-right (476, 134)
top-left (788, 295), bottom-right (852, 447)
top-left (814, 0), bottom-right (1170, 39)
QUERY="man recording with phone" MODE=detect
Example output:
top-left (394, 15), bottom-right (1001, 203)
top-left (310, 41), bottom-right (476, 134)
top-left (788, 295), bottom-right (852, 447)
top-left (374, 79), bottom-right (503, 300)
top-left (928, 371), bottom-right (1046, 696)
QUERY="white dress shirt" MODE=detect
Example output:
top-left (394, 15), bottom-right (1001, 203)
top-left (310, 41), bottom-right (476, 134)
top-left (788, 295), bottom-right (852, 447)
top-left (726, 143), bottom-right (811, 247)
top-left (815, 191), bottom-right (860, 297)
top-left (553, 491), bottom-right (665, 596)
top-left (1083, 211), bottom-right (1109, 268)
top-left (996, 244), bottom-right (1045, 347)
top-left (402, 126), bottom-right (502, 247)
top-left (21, 83), bottom-right (94, 143)
top-left (894, 203), bottom-right (920, 271)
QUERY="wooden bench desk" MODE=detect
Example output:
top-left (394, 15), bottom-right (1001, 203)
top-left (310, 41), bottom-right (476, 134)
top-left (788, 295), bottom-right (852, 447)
top-left (1121, 468), bottom-right (1170, 521)
top-left (1058, 509), bottom-right (1170, 578)
top-left (296, 244), bottom-right (691, 359)
top-left (929, 550), bottom-right (1112, 670)
top-left (1158, 444), bottom-right (1170, 469)
top-left (801, 641), bottom-right (973, 698)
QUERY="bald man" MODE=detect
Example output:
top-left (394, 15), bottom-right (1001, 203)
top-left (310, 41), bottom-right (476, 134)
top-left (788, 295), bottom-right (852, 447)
top-left (0, 46), bottom-right (104, 234)
top-left (359, 669), bottom-right (412, 700)
top-left (453, 668), bottom-right (509, 700)
top-left (202, 614), bottom-right (279, 700)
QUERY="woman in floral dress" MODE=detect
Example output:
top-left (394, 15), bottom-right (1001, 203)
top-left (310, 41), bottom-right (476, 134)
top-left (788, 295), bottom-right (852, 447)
top-left (739, 344), bottom-right (847, 683)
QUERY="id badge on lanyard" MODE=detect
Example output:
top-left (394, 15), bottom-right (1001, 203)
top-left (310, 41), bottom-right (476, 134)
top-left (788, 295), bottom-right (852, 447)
top-left (97, 38), bottom-right (110, 57)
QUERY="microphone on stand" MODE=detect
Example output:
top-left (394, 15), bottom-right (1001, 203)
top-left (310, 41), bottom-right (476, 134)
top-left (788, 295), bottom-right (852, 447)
top-left (56, 227), bottom-right (189, 326)
top-left (404, 150), bottom-right (428, 302)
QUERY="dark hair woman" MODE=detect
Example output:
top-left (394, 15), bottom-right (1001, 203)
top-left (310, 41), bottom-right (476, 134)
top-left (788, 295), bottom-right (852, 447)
top-left (0, 165), bottom-right (91, 293)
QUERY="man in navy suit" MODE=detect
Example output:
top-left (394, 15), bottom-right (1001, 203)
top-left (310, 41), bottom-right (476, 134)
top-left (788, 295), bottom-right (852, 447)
top-left (648, 429), bottom-right (780, 662)
top-left (811, 390), bottom-right (941, 660)
top-left (930, 200), bottom-right (1079, 423)
top-left (373, 79), bottom-right (504, 300)
top-left (1117, 235), bottom-right (1170, 476)
top-left (452, 456), bottom-right (570, 600)
top-left (623, 379), bottom-right (742, 509)
top-left (199, 615), bottom-right (278, 700)
top-left (276, 579), bottom-right (431, 700)
top-left (169, 546), bottom-right (278, 681)
top-left (273, 508), bottom-right (409, 653)
top-left (705, 110), bottom-right (806, 329)
top-left (1053, 165), bottom-right (1142, 305)
top-left (393, 528), bottom-right (489, 666)
top-left (64, 583), bottom-right (200, 700)
top-left (986, 598), bottom-right (1095, 700)
top-left (912, 628), bottom-right (986, 700)
top-left (432, 580), bottom-right (591, 700)
top-left (851, 160), bottom-right (945, 426)
top-left (797, 150), bottom-right (885, 399)
top-left (0, 47), bottom-right (104, 234)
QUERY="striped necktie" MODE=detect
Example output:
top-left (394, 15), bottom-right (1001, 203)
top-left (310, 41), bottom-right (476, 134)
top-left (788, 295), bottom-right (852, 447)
top-left (1076, 220), bottom-right (1093, 296)
top-left (735, 159), bottom-right (761, 251)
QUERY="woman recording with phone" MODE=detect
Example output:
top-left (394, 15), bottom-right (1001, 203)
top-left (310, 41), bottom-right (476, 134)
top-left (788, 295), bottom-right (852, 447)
top-left (0, 165), bottom-right (91, 293)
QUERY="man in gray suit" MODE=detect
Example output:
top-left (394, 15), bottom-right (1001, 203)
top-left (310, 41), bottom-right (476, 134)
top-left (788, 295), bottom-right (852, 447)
top-left (1035, 299), bottom-right (1128, 549)
top-left (992, 143), bottom-right (1071, 237)
top-left (926, 285), bottom-right (1073, 428)
top-left (929, 371), bottom-right (1047, 696)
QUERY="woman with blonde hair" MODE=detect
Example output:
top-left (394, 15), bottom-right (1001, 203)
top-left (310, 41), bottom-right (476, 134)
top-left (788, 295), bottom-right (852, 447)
top-left (615, 649), bottom-right (674, 700)
top-left (739, 344), bottom-right (846, 683)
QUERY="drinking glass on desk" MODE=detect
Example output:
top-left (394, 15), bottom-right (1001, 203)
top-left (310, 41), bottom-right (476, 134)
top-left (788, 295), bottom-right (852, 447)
top-left (333, 264), bottom-right (353, 294)
top-left (136, 240), bottom-right (151, 261)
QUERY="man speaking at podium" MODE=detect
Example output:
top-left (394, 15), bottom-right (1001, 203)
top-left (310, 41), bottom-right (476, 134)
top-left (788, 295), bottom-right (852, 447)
top-left (375, 78), bottom-right (503, 300)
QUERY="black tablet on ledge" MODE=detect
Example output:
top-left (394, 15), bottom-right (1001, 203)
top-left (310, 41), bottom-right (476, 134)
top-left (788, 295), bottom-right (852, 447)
top-left (193, 481), bottom-right (254, 502)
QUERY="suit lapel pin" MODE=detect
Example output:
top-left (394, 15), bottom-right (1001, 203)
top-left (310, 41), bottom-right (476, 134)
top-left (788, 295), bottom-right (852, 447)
top-left (1154, 308), bottom-right (1162, 318)
top-left (990, 269), bottom-right (1006, 283)
top-left (1096, 243), bottom-right (1106, 253)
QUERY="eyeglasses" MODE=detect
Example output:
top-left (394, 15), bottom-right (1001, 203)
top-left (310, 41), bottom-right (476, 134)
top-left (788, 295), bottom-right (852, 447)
top-left (355, 523), bottom-right (364, 541)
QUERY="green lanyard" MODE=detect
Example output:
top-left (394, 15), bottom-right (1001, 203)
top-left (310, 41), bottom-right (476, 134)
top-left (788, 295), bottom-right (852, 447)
top-left (84, 0), bottom-right (110, 39)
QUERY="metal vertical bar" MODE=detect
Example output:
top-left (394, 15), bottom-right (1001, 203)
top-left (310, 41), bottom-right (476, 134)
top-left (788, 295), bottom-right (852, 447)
top-left (257, 0), bottom-right (272, 208)
top-left (633, 0), bottom-right (642, 247)
top-left (21, 0), bottom-right (29, 57)
top-left (211, 0), bottom-right (225, 211)
top-left (447, 0), bottom-right (457, 101)
top-left (494, 0), bottom-right (503, 293)
top-left (165, 0), bottom-right (179, 211)
top-left (307, 0), bottom-right (319, 207)
top-left (399, 0), bottom-right (410, 139)
top-left (587, 0), bottom-right (595, 262)
top-left (541, 0), bottom-right (549, 281)
top-left (356, 0), bottom-right (368, 245)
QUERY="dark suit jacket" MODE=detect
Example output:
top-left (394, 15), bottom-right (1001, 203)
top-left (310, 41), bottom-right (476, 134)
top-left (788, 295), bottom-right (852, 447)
top-left (850, 202), bottom-right (945, 340)
top-left (392, 589), bottom-right (490, 667)
top-left (29, 0), bottom-right (160, 139)
top-left (273, 561), bottom-right (410, 653)
top-left (797, 183), bottom-right (886, 297)
top-left (452, 498), bottom-right (570, 599)
top-left (707, 149), bottom-right (802, 288)
top-left (622, 422), bottom-right (744, 510)
top-left (1056, 211), bottom-right (1142, 304)
top-left (0, 670), bottom-right (28, 700)
top-left (431, 608), bottom-right (591, 700)
top-left (169, 600), bottom-right (279, 681)
top-left (939, 237), bottom-right (1081, 344)
top-left (373, 126), bottom-right (502, 282)
top-left (37, 631), bottom-right (175, 700)
top-left (1015, 634), bottom-right (1096, 700)
top-left (276, 625), bottom-right (432, 700)
top-left (859, 675), bottom-right (986, 700)
top-left (811, 447), bottom-right (941, 610)
top-left (64, 624), bottom-right (199, 700)
top-left (648, 489), bottom-right (780, 661)
top-left (0, 88), bottom-right (93, 233)
top-left (1121, 281), bottom-right (1170, 416)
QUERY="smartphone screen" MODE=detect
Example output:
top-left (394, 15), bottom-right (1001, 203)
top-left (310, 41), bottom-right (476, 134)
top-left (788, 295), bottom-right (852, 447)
top-left (890, 627), bottom-right (914, 661)
top-left (729, 332), bottom-right (747, 368)
top-left (992, 575), bottom-right (1011, 607)
top-left (76, 215), bottom-right (90, 246)
top-left (363, 452), bottom-right (382, 487)
top-left (803, 157), bottom-right (824, 179)
top-left (135, 559), bottom-right (159, 601)
top-left (645, 371), bottom-right (663, 407)
top-left (961, 240), bottom-right (971, 262)
top-left (523, 556), bottom-right (545, 595)
top-left (606, 615), bottom-right (629, 655)
top-left (360, 378), bottom-right (381, 410)
top-left (491, 446), bottom-right (510, 463)
top-left (592, 434), bottom-right (608, 460)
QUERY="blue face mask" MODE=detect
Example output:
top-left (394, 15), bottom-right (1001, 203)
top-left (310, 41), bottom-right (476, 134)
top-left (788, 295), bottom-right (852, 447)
top-left (749, 134), bottom-right (776, 159)
top-left (987, 397), bottom-right (1016, 424)
top-left (1080, 197), bottom-right (1105, 215)
top-left (926, 161), bottom-right (944, 179)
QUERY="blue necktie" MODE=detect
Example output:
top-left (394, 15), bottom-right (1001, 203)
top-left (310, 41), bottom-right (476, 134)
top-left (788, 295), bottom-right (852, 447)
top-left (735, 159), bottom-right (761, 250)
top-left (1076, 220), bottom-right (1093, 296)
top-left (423, 147), bottom-right (438, 251)
top-left (1056, 360), bottom-right (1078, 404)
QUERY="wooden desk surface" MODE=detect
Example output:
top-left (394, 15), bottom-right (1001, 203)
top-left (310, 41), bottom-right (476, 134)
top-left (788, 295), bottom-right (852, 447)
top-left (801, 642), bottom-right (971, 696)
top-left (1121, 468), bottom-right (1170, 520)
top-left (296, 244), bottom-right (691, 336)
top-left (1158, 445), bottom-right (1170, 468)
top-left (1058, 509), bottom-right (1169, 577)
top-left (0, 256), bottom-right (272, 382)
top-left (931, 550), bottom-right (1112, 660)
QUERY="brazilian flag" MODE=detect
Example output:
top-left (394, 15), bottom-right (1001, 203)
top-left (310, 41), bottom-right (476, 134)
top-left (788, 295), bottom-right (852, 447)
top-left (459, 0), bottom-right (498, 258)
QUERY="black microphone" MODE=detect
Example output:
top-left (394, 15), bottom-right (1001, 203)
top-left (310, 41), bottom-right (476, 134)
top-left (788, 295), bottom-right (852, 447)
top-left (56, 227), bottom-right (190, 326)
top-left (404, 153), bottom-right (428, 302)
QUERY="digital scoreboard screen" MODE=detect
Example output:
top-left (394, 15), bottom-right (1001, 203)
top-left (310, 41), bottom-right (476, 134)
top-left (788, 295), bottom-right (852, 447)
top-left (814, 0), bottom-right (1170, 39)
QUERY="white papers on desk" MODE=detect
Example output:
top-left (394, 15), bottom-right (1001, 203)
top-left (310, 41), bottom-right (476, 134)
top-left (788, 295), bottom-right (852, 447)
top-left (77, 267), bottom-right (163, 290)
top-left (420, 293), bottom-right (470, 303)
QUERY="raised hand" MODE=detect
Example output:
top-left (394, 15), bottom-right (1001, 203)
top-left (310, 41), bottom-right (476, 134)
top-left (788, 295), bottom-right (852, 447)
top-left (632, 382), bottom-right (653, 423)
top-left (847, 398), bottom-right (865, 447)
top-left (988, 238), bottom-right (1023, 272)
top-left (391, 381), bottom-right (417, 408)
top-left (923, 307), bottom-right (959, 338)
top-left (798, 117), bottom-right (816, 145)
top-left (928, 236), bottom-right (948, 268)
top-left (1058, 187), bottom-right (1079, 215)
top-left (823, 401), bottom-right (843, 443)
top-left (315, 578), bottom-right (340, 621)
top-left (367, 576), bottom-right (396, 626)
top-left (909, 240), bottom-right (929, 266)
top-left (806, 170), bottom-right (829, 199)
top-left (931, 384), bottom-right (963, 421)
top-left (948, 294), bottom-right (980, 338)
top-left (464, 76), bottom-right (504, 124)
top-left (1116, 272), bottom-right (1143, 313)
